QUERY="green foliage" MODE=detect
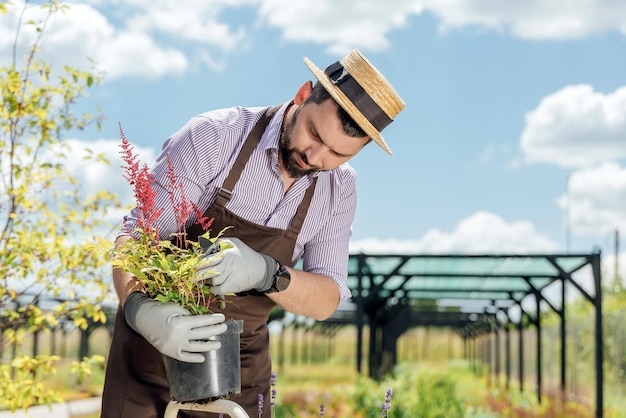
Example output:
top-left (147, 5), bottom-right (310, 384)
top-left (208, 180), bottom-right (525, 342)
top-left (273, 404), bottom-right (299, 418)
top-left (70, 355), bottom-right (106, 382)
top-left (603, 273), bottom-right (626, 389)
top-left (0, 0), bottom-right (118, 412)
top-left (107, 230), bottom-right (231, 315)
top-left (0, 354), bottom-right (104, 411)
top-left (349, 369), bottom-right (464, 418)
top-left (476, 389), bottom-right (596, 418)
top-left (412, 374), bottom-right (464, 418)
top-left (349, 375), bottom-right (385, 417)
top-left (0, 355), bottom-right (63, 411)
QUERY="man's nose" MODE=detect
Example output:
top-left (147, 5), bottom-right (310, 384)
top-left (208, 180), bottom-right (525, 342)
top-left (306, 143), bottom-right (327, 167)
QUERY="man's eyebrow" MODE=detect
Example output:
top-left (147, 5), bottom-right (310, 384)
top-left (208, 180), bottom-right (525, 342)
top-left (310, 120), bottom-right (354, 158)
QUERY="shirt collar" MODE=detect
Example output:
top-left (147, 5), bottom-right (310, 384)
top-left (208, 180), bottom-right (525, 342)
top-left (258, 101), bottom-right (291, 153)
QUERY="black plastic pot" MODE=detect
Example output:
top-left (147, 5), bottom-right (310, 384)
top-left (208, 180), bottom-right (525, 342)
top-left (163, 319), bottom-right (244, 402)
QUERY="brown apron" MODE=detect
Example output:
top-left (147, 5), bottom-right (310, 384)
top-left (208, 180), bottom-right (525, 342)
top-left (101, 106), bottom-right (317, 418)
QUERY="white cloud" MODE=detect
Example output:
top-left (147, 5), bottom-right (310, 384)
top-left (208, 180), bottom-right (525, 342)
top-left (0, 0), bottom-right (251, 80)
top-left (520, 85), bottom-right (626, 168)
top-left (423, 0), bottom-right (626, 40)
top-left (122, 0), bottom-right (251, 49)
top-left (350, 211), bottom-right (557, 254)
top-left (65, 138), bottom-right (155, 200)
top-left (557, 163), bottom-right (626, 238)
top-left (258, 0), bottom-right (626, 55)
top-left (3, 1), bottom-right (626, 82)
top-left (97, 31), bottom-right (188, 80)
top-left (63, 137), bottom-right (157, 234)
top-left (0, 1), bottom-right (189, 80)
top-left (257, 0), bottom-right (423, 55)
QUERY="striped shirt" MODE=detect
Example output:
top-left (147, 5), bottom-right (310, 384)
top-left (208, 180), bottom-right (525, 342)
top-left (121, 102), bottom-right (356, 301)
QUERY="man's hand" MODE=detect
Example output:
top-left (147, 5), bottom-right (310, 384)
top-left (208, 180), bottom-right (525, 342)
top-left (124, 292), bottom-right (228, 363)
top-left (196, 237), bottom-right (277, 296)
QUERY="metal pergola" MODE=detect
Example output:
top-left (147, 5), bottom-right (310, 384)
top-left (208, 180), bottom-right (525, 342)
top-left (325, 251), bottom-right (604, 418)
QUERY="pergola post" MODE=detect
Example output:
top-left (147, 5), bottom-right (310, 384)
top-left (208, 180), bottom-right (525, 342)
top-left (534, 291), bottom-right (542, 405)
top-left (560, 276), bottom-right (567, 398)
top-left (518, 307), bottom-right (525, 393)
top-left (355, 254), bottom-right (365, 375)
top-left (495, 316), bottom-right (501, 388)
top-left (592, 255), bottom-right (604, 418)
top-left (504, 309), bottom-right (511, 391)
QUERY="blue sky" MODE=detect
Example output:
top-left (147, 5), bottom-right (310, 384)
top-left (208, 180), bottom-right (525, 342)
top-left (2, 0), bottom-right (626, 279)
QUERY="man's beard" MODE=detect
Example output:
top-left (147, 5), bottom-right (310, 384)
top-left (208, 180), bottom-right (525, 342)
top-left (279, 107), bottom-right (321, 178)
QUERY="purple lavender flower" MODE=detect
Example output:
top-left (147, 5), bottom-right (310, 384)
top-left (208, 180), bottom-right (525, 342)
top-left (385, 387), bottom-right (393, 403)
top-left (270, 371), bottom-right (277, 415)
top-left (270, 371), bottom-right (277, 406)
top-left (381, 387), bottom-right (393, 417)
top-left (320, 404), bottom-right (326, 417)
top-left (257, 393), bottom-right (264, 417)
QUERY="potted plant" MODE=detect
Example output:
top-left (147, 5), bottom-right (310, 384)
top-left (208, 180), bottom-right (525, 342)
top-left (106, 125), bottom-right (242, 402)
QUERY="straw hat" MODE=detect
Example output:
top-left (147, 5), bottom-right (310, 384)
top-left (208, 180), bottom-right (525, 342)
top-left (304, 49), bottom-right (405, 155)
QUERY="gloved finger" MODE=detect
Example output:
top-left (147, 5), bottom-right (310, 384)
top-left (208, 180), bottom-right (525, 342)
top-left (168, 314), bottom-right (225, 334)
top-left (203, 263), bottom-right (237, 285)
top-left (217, 238), bottom-right (242, 255)
top-left (182, 313), bottom-right (226, 327)
top-left (210, 280), bottom-right (246, 296)
top-left (179, 336), bottom-right (222, 353)
top-left (177, 350), bottom-right (207, 363)
top-left (195, 253), bottom-right (224, 272)
top-left (190, 322), bottom-right (228, 339)
top-left (161, 302), bottom-right (192, 316)
top-left (209, 285), bottom-right (228, 298)
top-left (187, 339), bottom-right (222, 352)
top-left (194, 267), bottom-right (221, 283)
top-left (217, 237), bottom-right (236, 246)
top-left (211, 291), bottom-right (225, 302)
top-left (196, 253), bottom-right (233, 280)
top-left (206, 274), bottom-right (227, 286)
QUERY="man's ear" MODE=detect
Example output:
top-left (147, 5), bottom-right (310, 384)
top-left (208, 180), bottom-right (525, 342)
top-left (293, 81), bottom-right (313, 105)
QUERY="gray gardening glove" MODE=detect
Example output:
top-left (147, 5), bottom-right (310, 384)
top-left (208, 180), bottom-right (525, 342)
top-left (124, 292), bottom-right (228, 363)
top-left (195, 237), bottom-right (276, 297)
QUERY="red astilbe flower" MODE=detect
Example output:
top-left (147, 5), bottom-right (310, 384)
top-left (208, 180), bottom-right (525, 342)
top-left (165, 154), bottom-right (191, 246)
top-left (164, 154), bottom-right (214, 247)
top-left (119, 123), bottom-right (162, 239)
top-left (194, 207), bottom-right (214, 231)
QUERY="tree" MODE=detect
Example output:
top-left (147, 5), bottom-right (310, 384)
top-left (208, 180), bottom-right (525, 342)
top-left (0, 0), bottom-right (119, 411)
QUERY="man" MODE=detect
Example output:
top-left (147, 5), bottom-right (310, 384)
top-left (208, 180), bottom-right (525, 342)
top-left (101, 49), bottom-right (404, 418)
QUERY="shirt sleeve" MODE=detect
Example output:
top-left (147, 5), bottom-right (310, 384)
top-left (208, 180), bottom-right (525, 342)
top-left (300, 167), bottom-right (357, 301)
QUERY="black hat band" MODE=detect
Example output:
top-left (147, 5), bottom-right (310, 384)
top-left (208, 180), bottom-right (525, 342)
top-left (324, 61), bottom-right (392, 132)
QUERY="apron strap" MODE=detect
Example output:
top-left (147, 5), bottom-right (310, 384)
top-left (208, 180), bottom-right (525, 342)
top-left (289, 177), bottom-right (317, 234)
top-left (215, 105), bottom-right (281, 206)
